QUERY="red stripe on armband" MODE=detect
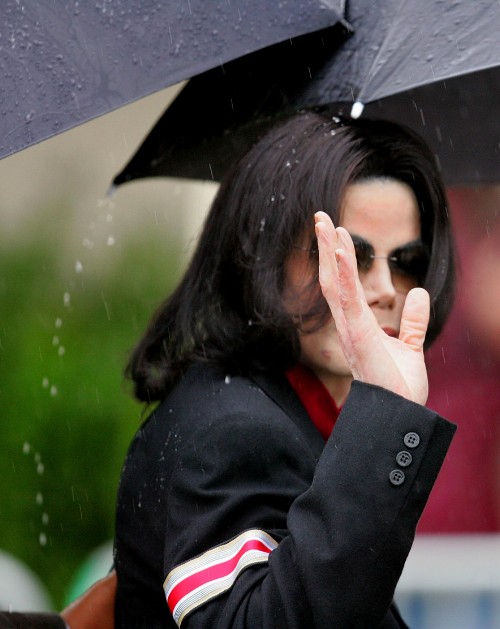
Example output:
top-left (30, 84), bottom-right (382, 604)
top-left (164, 529), bottom-right (278, 626)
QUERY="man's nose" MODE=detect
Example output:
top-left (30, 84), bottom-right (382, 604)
top-left (361, 258), bottom-right (397, 308)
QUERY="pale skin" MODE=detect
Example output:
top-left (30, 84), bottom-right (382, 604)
top-left (287, 178), bottom-right (430, 407)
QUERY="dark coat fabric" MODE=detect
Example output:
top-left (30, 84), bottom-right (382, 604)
top-left (114, 363), bottom-right (456, 628)
top-left (0, 612), bottom-right (65, 629)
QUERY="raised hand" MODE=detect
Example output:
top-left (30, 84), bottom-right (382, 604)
top-left (314, 211), bottom-right (430, 405)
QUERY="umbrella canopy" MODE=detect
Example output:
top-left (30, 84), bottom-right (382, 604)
top-left (114, 0), bottom-right (500, 186)
top-left (0, 0), bottom-right (347, 161)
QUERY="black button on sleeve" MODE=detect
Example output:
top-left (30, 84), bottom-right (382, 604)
top-left (403, 432), bottom-right (420, 448)
top-left (389, 469), bottom-right (405, 486)
top-left (396, 451), bottom-right (412, 467)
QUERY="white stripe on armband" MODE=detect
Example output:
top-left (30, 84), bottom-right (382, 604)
top-left (164, 529), bottom-right (278, 626)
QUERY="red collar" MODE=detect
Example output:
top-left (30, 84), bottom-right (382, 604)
top-left (285, 364), bottom-right (341, 441)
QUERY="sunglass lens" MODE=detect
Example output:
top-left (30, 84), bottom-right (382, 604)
top-left (352, 238), bottom-right (374, 271)
top-left (391, 244), bottom-right (429, 281)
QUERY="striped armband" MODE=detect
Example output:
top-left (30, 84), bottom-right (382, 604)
top-left (164, 529), bottom-right (278, 627)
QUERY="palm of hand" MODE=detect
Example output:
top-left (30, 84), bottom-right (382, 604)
top-left (315, 212), bottom-right (430, 406)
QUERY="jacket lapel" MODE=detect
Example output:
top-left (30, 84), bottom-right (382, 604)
top-left (250, 370), bottom-right (326, 456)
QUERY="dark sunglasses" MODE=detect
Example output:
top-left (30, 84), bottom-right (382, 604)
top-left (351, 235), bottom-right (430, 282)
top-left (295, 235), bottom-right (430, 282)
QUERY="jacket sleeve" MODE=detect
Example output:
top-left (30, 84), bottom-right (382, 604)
top-left (163, 381), bottom-right (456, 628)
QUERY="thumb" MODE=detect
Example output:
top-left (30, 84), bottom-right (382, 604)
top-left (399, 288), bottom-right (430, 351)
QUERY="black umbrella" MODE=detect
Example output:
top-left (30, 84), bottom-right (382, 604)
top-left (114, 0), bottom-right (500, 186)
top-left (0, 0), bottom-right (347, 161)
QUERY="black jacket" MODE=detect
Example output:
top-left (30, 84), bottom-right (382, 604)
top-left (114, 363), bottom-right (456, 628)
top-left (0, 613), bottom-right (65, 629)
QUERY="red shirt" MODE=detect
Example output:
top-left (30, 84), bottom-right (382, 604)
top-left (285, 364), bottom-right (341, 441)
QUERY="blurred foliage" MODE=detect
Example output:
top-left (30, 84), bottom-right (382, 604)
top-left (0, 202), bottom-right (184, 609)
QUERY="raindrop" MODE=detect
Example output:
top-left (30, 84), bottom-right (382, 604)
top-left (37, 463), bottom-right (45, 475)
top-left (58, 346), bottom-right (65, 357)
top-left (106, 213), bottom-right (113, 223)
top-left (270, 195), bottom-right (276, 203)
top-left (107, 236), bottom-right (115, 246)
top-left (22, 442), bottom-right (30, 454)
top-left (39, 532), bottom-right (47, 546)
top-left (285, 161), bottom-right (291, 168)
top-left (42, 378), bottom-right (49, 389)
top-left (52, 336), bottom-right (60, 346)
top-left (259, 218), bottom-right (266, 232)
top-left (55, 318), bottom-right (63, 329)
top-left (75, 260), bottom-right (83, 273)
top-left (225, 375), bottom-right (231, 384)
top-left (50, 385), bottom-right (58, 397)
top-left (330, 130), bottom-right (336, 136)
top-left (41, 513), bottom-right (49, 525)
top-left (63, 293), bottom-right (71, 307)
top-left (82, 238), bottom-right (94, 250)
top-left (36, 492), bottom-right (44, 505)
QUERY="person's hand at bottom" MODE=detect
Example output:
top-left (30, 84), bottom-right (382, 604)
top-left (60, 570), bottom-right (116, 629)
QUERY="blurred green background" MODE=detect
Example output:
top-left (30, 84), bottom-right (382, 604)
top-left (0, 86), bottom-right (217, 609)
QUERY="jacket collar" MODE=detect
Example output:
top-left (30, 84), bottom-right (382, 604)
top-left (249, 369), bottom-right (326, 456)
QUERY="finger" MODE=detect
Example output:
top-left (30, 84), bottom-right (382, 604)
top-left (314, 212), bottom-right (341, 308)
top-left (334, 248), bottom-right (386, 380)
top-left (336, 226), bottom-right (365, 294)
top-left (336, 247), bottom-right (381, 339)
top-left (336, 226), bottom-right (356, 258)
top-left (399, 287), bottom-right (430, 351)
top-left (335, 248), bottom-right (364, 321)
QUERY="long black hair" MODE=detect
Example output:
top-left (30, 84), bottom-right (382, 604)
top-left (127, 112), bottom-right (455, 402)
